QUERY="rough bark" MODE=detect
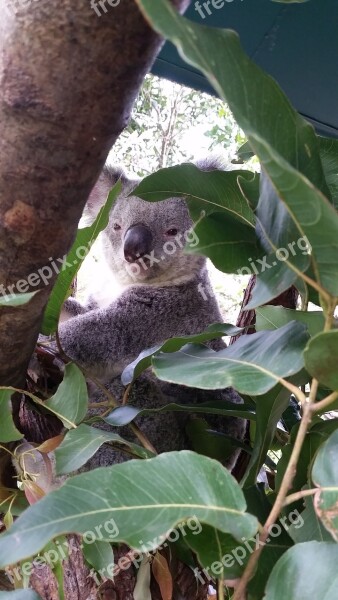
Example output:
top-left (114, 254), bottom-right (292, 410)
top-left (0, 0), bottom-right (189, 388)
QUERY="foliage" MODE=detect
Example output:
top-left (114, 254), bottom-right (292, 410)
top-left (1, 1), bottom-right (338, 599)
top-left (110, 74), bottom-right (247, 177)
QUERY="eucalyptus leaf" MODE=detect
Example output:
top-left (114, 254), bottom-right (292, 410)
top-left (304, 331), bottom-right (338, 390)
top-left (55, 424), bottom-right (153, 475)
top-left (242, 385), bottom-right (291, 488)
top-left (0, 389), bottom-right (22, 443)
top-left (104, 401), bottom-right (255, 428)
top-left (265, 541), bottom-right (338, 600)
top-left (42, 181), bottom-right (121, 335)
top-left (0, 451), bottom-right (258, 568)
top-left (151, 322), bottom-right (309, 395)
top-left (186, 212), bottom-right (262, 273)
top-left (121, 323), bottom-right (243, 385)
top-left (134, 164), bottom-right (256, 227)
top-left (82, 539), bottom-right (114, 574)
top-left (44, 363), bottom-right (88, 428)
top-left (256, 306), bottom-right (325, 337)
top-left (312, 429), bottom-right (338, 541)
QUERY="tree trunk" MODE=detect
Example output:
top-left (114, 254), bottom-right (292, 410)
top-left (0, 0), bottom-right (189, 389)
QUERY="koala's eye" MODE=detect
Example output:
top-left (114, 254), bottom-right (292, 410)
top-left (166, 228), bottom-right (178, 236)
top-left (113, 223), bottom-right (121, 231)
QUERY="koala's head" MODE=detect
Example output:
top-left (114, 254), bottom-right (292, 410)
top-left (87, 165), bottom-right (205, 287)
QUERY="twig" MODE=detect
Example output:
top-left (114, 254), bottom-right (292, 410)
top-left (283, 487), bottom-right (318, 507)
top-left (312, 391), bottom-right (338, 414)
top-left (122, 383), bottom-right (132, 406)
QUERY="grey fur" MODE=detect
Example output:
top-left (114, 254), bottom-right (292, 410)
top-left (59, 161), bottom-right (246, 470)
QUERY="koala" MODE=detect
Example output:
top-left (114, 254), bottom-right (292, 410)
top-left (58, 161), bottom-right (246, 470)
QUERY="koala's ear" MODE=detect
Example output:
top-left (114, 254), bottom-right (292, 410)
top-left (86, 165), bottom-right (130, 217)
top-left (194, 155), bottom-right (227, 172)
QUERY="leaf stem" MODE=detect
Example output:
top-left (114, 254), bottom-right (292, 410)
top-left (283, 487), bottom-right (318, 507)
top-left (311, 391), bottom-right (338, 414)
top-left (218, 578), bottom-right (224, 600)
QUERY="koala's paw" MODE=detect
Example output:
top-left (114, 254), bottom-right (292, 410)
top-left (60, 297), bottom-right (87, 323)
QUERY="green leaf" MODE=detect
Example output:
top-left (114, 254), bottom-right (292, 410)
top-left (134, 164), bottom-right (256, 227)
top-left (242, 385), bottom-right (291, 488)
top-left (0, 291), bottom-right (39, 307)
top-left (185, 419), bottom-right (249, 463)
top-left (245, 254), bottom-right (302, 309)
top-left (0, 592), bottom-right (41, 600)
top-left (42, 181), bottom-right (121, 335)
top-left (318, 136), bottom-right (338, 210)
top-left (304, 331), bottom-right (338, 390)
top-left (256, 306), bottom-right (325, 337)
top-left (55, 424), bottom-right (153, 475)
top-left (184, 526), bottom-right (245, 580)
top-left (287, 493), bottom-right (332, 544)
top-left (0, 451), bottom-right (258, 568)
top-left (264, 541), bottom-right (338, 600)
top-left (121, 323), bottom-right (244, 385)
top-left (104, 401), bottom-right (255, 428)
top-left (237, 141), bottom-right (254, 162)
top-left (44, 363), bottom-right (88, 428)
top-left (276, 419), bottom-right (338, 498)
top-left (312, 429), bottom-right (338, 541)
top-left (83, 540), bottom-right (114, 574)
top-left (0, 390), bottom-right (22, 443)
top-left (151, 322), bottom-right (309, 395)
top-left (186, 212), bottom-right (262, 273)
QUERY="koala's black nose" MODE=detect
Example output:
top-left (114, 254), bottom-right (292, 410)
top-left (123, 223), bottom-right (153, 263)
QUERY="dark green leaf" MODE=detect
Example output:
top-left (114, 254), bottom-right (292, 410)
top-left (151, 322), bottom-right (309, 395)
top-left (55, 424), bottom-right (153, 475)
top-left (256, 306), bottom-right (325, 337)
top-left (288, 493), bottom-right (332, 544)
top-left (83, 540), bottom-right (114, 574)
top-left (312, 429), bottom-right (338, 541)
top-left (44, 364), bottom-right (88, 428)
top-left (104, 401), bottom-right (255, 427)
top-left (265, 542), bottom-right (338, 600)
top-left (186, 419), bottom-right (249, 463)
top-left (0, 390), bottom-right (22, 443)
top-left (319, 136), bottom-right (338, 209)
top-left (186, 212), bottom-right (262, 273)
top-left (134, 164), bottom-right (256, 227)
top-left (242, 385), bottom-right (291, 488)
top-left (304, 331), bottom-right (338, 390)
top-left (42, 182), bottom-right (121, 335)
top-left (121, 323), bottom-right (244, 385)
